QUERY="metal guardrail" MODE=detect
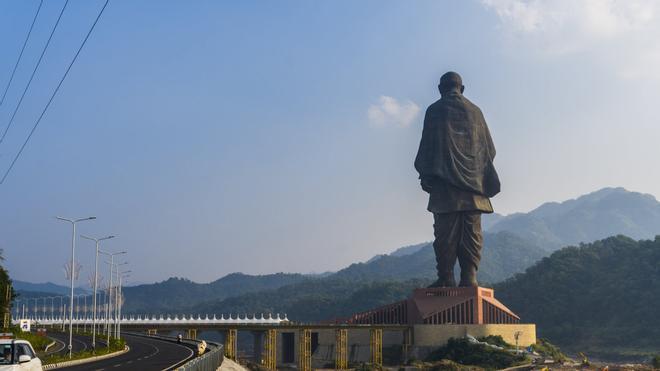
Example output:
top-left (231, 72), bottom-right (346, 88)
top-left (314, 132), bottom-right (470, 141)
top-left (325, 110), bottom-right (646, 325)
top-left (176, 344), bottom-right (224, 371)
top-left (126, 332), bottom-right (224, 371)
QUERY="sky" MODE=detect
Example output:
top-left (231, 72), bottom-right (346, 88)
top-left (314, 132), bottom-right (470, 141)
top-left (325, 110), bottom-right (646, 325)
top-left (1, 0), bottom-right (659, 285)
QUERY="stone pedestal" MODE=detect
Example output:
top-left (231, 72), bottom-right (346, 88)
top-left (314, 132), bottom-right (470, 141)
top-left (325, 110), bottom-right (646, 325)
top-left (346, 286), bottom-right (520, 325)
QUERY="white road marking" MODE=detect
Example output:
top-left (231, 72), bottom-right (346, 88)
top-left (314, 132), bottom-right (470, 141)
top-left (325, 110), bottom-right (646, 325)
top-left (160, 341), bottom-right (195, 371)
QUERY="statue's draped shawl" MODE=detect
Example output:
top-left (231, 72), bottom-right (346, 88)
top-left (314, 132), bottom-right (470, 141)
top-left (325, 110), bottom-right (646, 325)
top-left (415, 92), bottom-right (500, 198)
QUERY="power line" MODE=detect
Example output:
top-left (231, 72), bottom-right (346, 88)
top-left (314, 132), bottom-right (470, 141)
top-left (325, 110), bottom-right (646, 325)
top-left (0, 0), bottom-right (44, 107)
top-left (0, 0), bottom-right (110, 185)
top-left (0, 0), bottom-right (69, 146)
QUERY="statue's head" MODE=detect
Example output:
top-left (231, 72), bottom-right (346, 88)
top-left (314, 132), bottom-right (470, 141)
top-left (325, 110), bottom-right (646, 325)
top-left (438, 71), bottom-right (464, 95)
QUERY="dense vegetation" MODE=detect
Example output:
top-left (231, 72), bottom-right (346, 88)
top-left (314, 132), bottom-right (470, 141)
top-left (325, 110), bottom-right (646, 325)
top-left (495, 235), bottom-right (660, 358)
top-left (1, 250), bottom-right (16, 327)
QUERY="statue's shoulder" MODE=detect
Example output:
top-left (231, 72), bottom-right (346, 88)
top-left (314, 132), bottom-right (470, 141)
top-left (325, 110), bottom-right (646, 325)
top-left (426, 99), bottom-right (446, 115)
top-left (460, 95), bottom-right (484, 114)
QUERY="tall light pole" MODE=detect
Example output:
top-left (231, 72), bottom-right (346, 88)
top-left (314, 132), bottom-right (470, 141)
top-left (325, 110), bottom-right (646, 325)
top-left (31, 298), bottom-right (37, 320)
top-left (100, 250), bottom-right (125, 347)
top-left (56, 215), bottom-right (95, 358)
top-left (41, 297), bottom-right (47, 319)
top-left (117, 270), bottom-right (130, 340)
top-left (57, 296), bottom-right (64, 330)
top-left (81, 234), bottom-right (114, 349)
top-left (48, 297), bottom-right (54, 320)
top-left (113, 262), bottom-right (128, 339)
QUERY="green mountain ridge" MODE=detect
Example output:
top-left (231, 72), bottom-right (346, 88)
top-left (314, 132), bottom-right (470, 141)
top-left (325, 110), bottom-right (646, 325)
top-left (121, 272), bottom-right (307, 313)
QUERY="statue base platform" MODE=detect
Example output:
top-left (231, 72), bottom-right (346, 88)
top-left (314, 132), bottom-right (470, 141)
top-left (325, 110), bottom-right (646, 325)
top-left (345, 286), bottom-right (521, 325)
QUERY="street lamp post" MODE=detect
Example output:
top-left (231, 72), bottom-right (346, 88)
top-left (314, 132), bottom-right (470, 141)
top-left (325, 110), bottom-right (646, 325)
top-left (81, 235), bottom-right (114, 350)
top-left (100, 250), bottom-right (126, 347)
top-left (117, 269), bottom-right (130, 340)
top-left (56, 215), bottom-right (95, 358)
top-left (58, 297), bottom-right (64, 330)
top-left (114, 262), bottom-right (128, 339)
top-left (75, 294), bottom-right (80, 332)
top-left (31, 298), bottom-right (37, 320)
top-left (49, 297), bottom-right (54, 321)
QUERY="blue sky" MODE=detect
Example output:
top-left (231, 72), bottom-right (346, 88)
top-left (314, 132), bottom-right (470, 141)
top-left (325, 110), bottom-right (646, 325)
top-left (1, 0), bottom-right (659, 284)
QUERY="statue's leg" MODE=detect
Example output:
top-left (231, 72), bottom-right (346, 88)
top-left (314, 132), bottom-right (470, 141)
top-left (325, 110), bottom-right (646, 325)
top-left (429, 212), bottom-right (460, 287)
top-left (457, 212), bottom-right (483, 287)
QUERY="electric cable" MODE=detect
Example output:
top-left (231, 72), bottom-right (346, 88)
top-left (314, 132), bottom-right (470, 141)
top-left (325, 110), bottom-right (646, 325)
top-left (0, 0), bottom-right (110, 185)
top-left (0, 0), bottom-right (44, 107)
top-left (0, 0), bottom-right (69, 146)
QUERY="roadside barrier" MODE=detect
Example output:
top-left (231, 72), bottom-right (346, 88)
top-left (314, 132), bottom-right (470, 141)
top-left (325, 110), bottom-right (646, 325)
top-left (126, 332), bottom-right (224, 371)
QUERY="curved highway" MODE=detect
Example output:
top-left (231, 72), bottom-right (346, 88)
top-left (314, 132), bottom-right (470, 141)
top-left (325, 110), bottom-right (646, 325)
top-left (46, 331), bottom-right (98, 356)
top-left (60, 333), bottom-right (196, 371)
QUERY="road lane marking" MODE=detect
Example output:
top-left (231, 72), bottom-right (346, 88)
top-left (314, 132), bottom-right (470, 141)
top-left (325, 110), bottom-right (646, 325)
top-left (160, 341), bottom-right (195, 371)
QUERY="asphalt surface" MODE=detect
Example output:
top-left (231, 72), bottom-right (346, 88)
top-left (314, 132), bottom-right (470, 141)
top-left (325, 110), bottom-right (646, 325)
top-left (60, 334), bottom-right (196, 371)
top-left (46, 331), bottom-right (99, 356)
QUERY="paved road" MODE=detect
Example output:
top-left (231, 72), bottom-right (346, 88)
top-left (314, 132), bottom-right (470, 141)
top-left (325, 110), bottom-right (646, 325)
top-left (46, 331), bottom-right (98, 356)
top-left (61, 334), bottom-right (196, 371)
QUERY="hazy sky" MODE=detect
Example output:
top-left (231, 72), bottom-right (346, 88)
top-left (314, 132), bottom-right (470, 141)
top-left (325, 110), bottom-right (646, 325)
top-left (1, 0), bottom-right (659, 284)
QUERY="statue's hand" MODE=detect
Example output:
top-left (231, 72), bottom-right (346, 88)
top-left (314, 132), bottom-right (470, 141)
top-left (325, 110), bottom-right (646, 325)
top-left (420, 177), bottom-right (434, 193)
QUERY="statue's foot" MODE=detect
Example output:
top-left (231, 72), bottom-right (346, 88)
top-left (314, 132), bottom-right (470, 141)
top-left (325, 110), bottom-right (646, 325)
top-left (459, 266), bottom-right (478, 287)
top-left (458, 278), bottom-right (478, 287)
top-left (428, 277), bottom-right (456, 288)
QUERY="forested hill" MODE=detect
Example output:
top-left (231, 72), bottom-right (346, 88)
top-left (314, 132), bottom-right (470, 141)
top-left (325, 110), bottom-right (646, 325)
top-left (121, 272), bottom-right (307, 313)
top-left (495, 235), bottom-right (660, 358)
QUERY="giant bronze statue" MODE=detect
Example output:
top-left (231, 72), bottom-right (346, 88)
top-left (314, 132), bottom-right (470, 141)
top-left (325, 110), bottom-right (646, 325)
top-left (415, 72), bottom-right (500, 288)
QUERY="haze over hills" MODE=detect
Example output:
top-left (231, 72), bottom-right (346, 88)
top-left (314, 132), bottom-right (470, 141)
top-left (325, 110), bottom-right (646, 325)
top-left (487, 187), bottom-right (660, 251)
top-left (120, 272), bottom-right (307, 314)
top-left (15, 187), bottom-right (660, 339)
top-left (332, 231), bottom-right (545, 284)
top-left (13, 280), bottom-right (89, 296)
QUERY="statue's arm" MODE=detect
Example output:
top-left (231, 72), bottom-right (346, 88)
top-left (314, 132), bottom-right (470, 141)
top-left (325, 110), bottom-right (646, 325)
top-left (481, 109), bottom-right (496, 159)
top-left (415, 108), bottom-right (437, 193)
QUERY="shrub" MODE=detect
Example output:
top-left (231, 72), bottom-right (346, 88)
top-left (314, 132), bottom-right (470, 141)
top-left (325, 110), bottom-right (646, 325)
top-left (651, 355), bottom-right (660, 369)
top-left (426, 338), bottom-right (527, 370)
top-left (530, 338), bottom-right (566, 362)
